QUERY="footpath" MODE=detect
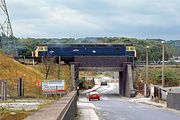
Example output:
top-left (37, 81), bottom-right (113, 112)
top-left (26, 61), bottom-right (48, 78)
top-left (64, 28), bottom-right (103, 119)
top-left (129, 97), bottom-right (166, 107)
top-left (77, 96), bottom-right (99, 120)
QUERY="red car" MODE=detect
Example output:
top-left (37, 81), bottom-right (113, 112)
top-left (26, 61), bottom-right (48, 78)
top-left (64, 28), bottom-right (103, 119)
top-left (88, 92), bottom-right (100, 101)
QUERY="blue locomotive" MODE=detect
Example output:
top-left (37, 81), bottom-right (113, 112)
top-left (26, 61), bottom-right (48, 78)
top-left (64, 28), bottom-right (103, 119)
top-left (35, 43), bottom-right (136, 60)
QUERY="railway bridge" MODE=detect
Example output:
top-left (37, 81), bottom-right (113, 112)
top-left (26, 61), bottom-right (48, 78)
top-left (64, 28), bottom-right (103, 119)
top-left (35, 43), bottom-right (136, 97)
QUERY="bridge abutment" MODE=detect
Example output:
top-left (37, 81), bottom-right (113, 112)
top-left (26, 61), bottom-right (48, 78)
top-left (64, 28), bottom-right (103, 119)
top-left (69, 56), bottom-right (134, 97)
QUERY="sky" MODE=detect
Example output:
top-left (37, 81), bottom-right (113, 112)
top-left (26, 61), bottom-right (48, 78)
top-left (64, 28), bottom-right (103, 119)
top-left (1, 0), bottom-right (180, 40)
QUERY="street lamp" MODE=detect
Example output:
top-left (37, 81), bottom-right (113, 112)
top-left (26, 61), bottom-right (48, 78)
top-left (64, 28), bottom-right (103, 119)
top-left (161, 41), bottom-right (165, 88)
top-left (144, 46), bottom-right (149, 97)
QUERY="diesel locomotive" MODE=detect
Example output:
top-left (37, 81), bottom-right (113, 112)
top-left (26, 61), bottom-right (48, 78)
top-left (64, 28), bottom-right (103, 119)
top-left (34, 43), bottom-right (136, 62)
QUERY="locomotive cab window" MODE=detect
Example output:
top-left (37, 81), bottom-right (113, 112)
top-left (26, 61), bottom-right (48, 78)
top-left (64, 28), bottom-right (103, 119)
top-left (43, 46), bottom-right (48, 51)
top-left (126, 47), bottom-right (129, 51)
top-left (38, 47), bottom-right (43, 51)
top-left (130, 47), bottom-right (134, 51)
top-left (37, 46), bottom-right (48, 51)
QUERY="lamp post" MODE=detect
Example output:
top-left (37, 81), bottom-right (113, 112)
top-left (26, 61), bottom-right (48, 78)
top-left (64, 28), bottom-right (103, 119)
top-left (144, 46), bottom-right (149, 97)
top-left (161, 41), bottom-right (165, 88)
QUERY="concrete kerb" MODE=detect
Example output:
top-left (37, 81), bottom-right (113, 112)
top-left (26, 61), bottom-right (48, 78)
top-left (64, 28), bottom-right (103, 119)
top-left (129, 97), bottom-right (166, 107)
top-left (138, 100), bottom-right (166, 108)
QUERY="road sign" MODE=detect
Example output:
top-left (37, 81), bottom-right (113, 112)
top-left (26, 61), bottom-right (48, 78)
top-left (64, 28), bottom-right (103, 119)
top-left (41, 80), bottom-right (65, 94)
top-left (35, 80), bottom-right (41, 86)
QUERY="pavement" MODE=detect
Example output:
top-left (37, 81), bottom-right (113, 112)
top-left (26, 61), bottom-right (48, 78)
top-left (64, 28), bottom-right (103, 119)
top-left (129, 97), bottom-right (167, 108)
top-left (0, 99), bottom-right (46, 110)
top-left (77, 96), bottom-right (99, 120)
top-left (24, 91), bottom-right (76, 120)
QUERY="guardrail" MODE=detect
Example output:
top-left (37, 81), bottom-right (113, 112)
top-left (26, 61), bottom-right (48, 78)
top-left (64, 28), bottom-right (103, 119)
top-left (24, 91), bottom-right (77, 120)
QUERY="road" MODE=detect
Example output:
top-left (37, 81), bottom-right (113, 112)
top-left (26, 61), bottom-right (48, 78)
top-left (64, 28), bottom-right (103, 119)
top-left (82, 77), bottom-right (119, 94)
top-left (90, 95), bottom-right (180, 120)
top-left (80, 77), bottom-right (180, 120)
top-left (79, 76), bottom-right (180, 120)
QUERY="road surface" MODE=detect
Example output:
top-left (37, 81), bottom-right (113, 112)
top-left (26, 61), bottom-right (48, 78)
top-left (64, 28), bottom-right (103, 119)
top-left (91, 95), bottom-right (180, 120)
top-left (82, 77), bottom-right (119, 94)
top-left (80, 76), bottom-right (180, 120)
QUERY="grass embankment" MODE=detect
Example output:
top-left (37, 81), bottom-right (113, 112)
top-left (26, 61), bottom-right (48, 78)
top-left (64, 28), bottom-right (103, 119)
top-left (0, 53), bottom-right (71, 97)
top-left (30, 63), bottom-right (72, 92)
top-left (0, 53), bottom-right (44, 97)
top-left (0, 53), bottom-right (42, 119)
top-left (0, 53), bottom-right (71, 120)
top-left (135, 66), bottom-right (180, 91)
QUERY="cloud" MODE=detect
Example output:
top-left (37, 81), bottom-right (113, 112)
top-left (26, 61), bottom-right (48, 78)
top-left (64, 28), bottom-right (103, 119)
top-left (1, 0), bottom-right (180, 39)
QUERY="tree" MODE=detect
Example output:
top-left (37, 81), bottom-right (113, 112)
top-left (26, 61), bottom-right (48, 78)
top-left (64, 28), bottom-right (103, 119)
top-left (42, 56), bottom-right (55, 79)
top-left (149, 67), bottom-right (180, 86)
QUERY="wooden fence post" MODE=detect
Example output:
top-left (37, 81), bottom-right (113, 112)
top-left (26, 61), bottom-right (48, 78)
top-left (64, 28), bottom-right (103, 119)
top-left (1, 80), bottom-right (7, 101)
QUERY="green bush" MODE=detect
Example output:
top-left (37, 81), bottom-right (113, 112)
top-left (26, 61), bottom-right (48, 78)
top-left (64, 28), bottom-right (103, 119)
top-left (149, 67), bottom-right (180, 86)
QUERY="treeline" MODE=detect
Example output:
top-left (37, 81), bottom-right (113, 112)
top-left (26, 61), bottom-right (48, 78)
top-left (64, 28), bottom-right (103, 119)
top-left (16, 37), bottom-right (180, 62)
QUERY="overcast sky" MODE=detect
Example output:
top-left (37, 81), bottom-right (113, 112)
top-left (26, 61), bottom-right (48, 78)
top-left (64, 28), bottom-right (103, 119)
top-left (1, 0), bottom-right (180, 40)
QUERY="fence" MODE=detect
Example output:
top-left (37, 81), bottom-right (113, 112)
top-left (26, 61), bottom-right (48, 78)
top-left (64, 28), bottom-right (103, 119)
top-left (0, 80), bottom-right (7, 101)
top-left (150, 85), bottom-right (168, 101)
top-left (0, 78), bottom-right (24, 100)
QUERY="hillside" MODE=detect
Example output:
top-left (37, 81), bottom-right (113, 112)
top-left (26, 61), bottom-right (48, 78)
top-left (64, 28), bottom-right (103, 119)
top-left (30, 63), bottom-right (71, 92)
top-left (0, 53), bottom-right (44, 97)
top-left (0, 53), bottom-right (72, 98)
top-left (168, 40), bottom-right (180, 56)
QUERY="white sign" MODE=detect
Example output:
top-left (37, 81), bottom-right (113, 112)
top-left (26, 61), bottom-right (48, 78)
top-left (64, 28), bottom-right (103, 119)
top-left (41, 80), bottom-right (65, 94)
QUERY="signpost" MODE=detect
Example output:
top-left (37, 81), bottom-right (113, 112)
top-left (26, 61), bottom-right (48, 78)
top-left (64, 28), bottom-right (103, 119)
top-left (41, 80), bottom-right (65, 94)
top-left (35, 80), bottom-right (41, 102)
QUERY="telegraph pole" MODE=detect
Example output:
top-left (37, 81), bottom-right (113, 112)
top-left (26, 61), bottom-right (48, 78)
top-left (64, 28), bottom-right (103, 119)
top-left (144, 46), bottom-right (149, 97)
top-left (161, 41), bottom-right (165, 88)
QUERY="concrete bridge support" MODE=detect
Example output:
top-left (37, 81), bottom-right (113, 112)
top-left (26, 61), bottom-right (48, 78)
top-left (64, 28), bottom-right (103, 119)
top-left (119, 62), bottom-right (133, 97)
top-left (69, 57), bottom-right (134, 98)
top-left (70, 62), bottom-right (79, 91)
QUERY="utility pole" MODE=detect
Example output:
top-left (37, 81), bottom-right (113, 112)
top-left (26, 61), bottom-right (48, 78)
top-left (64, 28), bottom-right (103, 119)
top-left (161, 41), bottom-right (165, 88)
top-left (0, 0), bottom-right (17, 56)
top-left (0, 0), bottom-right (13, 37)
top-left (144, 46), bottom-right (149, 97)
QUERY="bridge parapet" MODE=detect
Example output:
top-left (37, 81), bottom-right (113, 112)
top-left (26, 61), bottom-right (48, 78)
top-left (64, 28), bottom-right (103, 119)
top-left (24, 91), bottom-right (77, 120)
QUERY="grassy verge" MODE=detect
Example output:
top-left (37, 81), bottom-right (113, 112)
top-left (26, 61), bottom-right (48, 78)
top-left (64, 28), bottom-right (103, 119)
top-left (0, 99), bottom-right (53, 120)
top-left (0, 109), bottom-right (34, 120)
